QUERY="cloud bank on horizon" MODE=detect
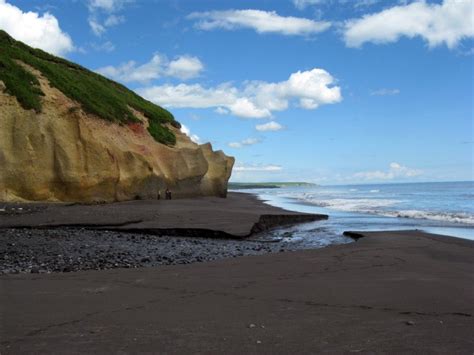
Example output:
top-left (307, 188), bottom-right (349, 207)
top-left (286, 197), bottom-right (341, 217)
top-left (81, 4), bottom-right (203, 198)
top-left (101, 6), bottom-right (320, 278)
top-left (353, 162), bottom-right (423, 181)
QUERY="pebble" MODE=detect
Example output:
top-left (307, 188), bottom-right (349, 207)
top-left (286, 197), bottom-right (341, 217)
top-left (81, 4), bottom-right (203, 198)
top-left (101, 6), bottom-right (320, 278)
top-left (0, 228), bottom-right (301, 274)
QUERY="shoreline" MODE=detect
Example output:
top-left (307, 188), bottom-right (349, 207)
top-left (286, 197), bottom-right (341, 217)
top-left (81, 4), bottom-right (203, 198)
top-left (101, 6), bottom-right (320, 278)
top-left (1, 229), bottom-right (473, 353)
top-left (0, 192), bottom-right (337, 274)
top-left (239, 188), bottom-right (474, 240)
top-left (1, 192), bottom-right (473, 352)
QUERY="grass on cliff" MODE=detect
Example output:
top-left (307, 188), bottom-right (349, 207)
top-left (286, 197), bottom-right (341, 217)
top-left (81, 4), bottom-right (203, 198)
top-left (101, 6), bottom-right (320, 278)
top-left (0, 30), bottom-right (178, 145)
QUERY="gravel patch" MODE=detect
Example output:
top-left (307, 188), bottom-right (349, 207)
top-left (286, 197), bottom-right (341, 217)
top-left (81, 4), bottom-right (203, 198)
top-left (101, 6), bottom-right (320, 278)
top-left (0, 228), bottom-right (289, 274)
top-left (1, 225), bottom-right (352, 274)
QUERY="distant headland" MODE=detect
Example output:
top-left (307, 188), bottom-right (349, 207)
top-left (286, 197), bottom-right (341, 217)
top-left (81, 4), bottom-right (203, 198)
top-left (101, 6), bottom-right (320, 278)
top-left (228, 182), bottom-right (317, 189)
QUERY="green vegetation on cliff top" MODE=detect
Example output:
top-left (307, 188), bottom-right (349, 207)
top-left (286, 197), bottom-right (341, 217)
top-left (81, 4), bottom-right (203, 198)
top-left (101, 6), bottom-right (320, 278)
top-left (0, 30), bottom-right (178, 145)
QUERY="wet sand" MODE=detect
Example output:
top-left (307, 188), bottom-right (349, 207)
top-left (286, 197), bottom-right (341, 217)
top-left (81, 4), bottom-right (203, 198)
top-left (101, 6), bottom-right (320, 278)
top-left (1, 229), bottom-right (473, 353)
top-left (0, 192), bottom-right (326, 238)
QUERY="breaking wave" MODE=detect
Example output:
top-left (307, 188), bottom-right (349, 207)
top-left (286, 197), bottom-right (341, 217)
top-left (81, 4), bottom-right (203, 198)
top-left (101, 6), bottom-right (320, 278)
top-left (295, 196), bottom-right (474, 225)
top-left (379, 210), bottom-right (474, 225)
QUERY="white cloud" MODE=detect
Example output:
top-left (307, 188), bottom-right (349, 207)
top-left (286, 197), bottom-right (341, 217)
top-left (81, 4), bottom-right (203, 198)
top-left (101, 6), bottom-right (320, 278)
top-left (137, 68), bottom-right (342, 119)
top-left (92, 41), bottom-right (115, 52)
top-left (166, 55), bottom-right (204, 80)
top-left (293, 0), bottom-right (379, 10)
top-left (88, 18), bottom-right (106, 36)
top-left (353, 0), bottom-right (380, 8)
top-left (0, 0), bottom-right (74, 55)
top-left (188, 9), bottom-right (331, 36)
top-left (293, 0), bottom-right (324, 10)
top-left (97, 54), bottom-right (163, 83)
top-left (87, 0), bottom-right (130, 36)
top-left (370, 88), bottom-right (400, 96)
top-left (180, 124), bottom-right (201, 144)
top-left (353, 162), bottom-right (423, 181)
top-left (88, 0), bottom-right (131, 12)
top-left (228, 98), bottom-right (271, 118)
top-left (104, 14), bottom-right (124, 27)
top-left (228, 138), bottom-right (261, 148)
top-left (96, 54), bottom-right (204, 83)
top-left (214, 107), bottom-right (229, 115)
top-left (89, 0), bottom-right (117, 12)
top-left (256, 121), bottom-right (284, 131)
top-left (233, 163), bottom-right (283, 172)
top-left (344, 0), bottom-right (474, 49)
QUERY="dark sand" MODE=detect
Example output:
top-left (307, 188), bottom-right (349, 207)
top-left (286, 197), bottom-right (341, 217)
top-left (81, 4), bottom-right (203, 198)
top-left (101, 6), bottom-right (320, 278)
top-left (1, 194), bottom-right (473, 353)
top-left (1, 230), bottom-right (473, 353)
top-left (0, 192), bottom-right (325, 238)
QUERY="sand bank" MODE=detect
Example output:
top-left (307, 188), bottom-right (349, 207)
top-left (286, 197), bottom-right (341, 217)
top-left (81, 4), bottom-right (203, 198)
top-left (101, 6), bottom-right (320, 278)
top-left (0, 192), bottom-right (326, 238)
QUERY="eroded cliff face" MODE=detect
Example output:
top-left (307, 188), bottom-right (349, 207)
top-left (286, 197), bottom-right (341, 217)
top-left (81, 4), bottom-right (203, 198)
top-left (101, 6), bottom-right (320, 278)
top-left (0, 64), bottom-right (234, 202)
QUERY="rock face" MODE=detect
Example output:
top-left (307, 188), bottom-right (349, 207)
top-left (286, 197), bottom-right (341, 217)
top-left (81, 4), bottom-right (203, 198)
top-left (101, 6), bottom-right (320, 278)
top-left (0, 64), bottom-right (234, 202)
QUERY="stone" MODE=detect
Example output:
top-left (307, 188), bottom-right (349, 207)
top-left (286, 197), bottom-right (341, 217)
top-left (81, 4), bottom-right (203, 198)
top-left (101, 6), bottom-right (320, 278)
top-left (0, 63), bottom-right (234, 202)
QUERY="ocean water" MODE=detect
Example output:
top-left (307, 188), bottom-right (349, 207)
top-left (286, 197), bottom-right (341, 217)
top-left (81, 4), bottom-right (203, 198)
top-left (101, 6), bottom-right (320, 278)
top-left (235, 181), bottom-right (474, 243)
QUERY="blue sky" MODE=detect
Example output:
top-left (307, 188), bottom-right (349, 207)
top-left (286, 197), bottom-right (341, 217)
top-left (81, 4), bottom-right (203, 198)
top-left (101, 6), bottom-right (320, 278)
top-left (1, 0), bottom-right (473, 184)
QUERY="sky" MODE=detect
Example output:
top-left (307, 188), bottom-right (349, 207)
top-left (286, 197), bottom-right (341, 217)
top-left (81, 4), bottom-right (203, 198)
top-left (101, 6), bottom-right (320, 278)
top-left (1, 0), bottom-right (473, 184)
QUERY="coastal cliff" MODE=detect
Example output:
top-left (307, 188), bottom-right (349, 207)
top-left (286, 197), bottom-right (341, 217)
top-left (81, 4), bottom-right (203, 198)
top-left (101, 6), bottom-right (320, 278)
top-left (0, 31), bottom-right (234, 202)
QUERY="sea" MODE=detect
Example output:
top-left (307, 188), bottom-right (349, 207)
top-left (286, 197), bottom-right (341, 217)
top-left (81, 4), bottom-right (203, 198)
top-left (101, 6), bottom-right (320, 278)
top-left (234, 181), bottom-right (474, 247)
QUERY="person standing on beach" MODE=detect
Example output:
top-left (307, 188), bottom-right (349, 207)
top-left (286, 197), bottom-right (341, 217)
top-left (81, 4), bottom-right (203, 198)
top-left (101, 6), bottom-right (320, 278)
top-left (157, 190), bottom-right (161, 200)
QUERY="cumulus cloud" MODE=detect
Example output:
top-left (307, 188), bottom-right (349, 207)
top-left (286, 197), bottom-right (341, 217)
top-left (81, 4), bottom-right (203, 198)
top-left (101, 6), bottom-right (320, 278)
top-left (165, 56), bottom-right (204, 80)
top-left (0, 0), bottom-right (74, 55)
top-left (180, 124), bottom-right (201, 144)
top-left (96, 54), bottom-right (204, 83)
top-left (344, 0), bottom-right (474, 49)
top-left (256, 121), bottom-right (283, 131)
top-left (233, 163), bottom-right (283, 172)
top-left (228, 138), bottom-right (261, 148)
top-left (188, 9), bottom-right (331, 36)
top-left (87, 0), bottom-right (131, 36)
top-left (370, 88), bottom-right (400, 96)
top-left (353, 162), bottom-right (423, 181)
top-left (137, 68), bottom-right (342, 119)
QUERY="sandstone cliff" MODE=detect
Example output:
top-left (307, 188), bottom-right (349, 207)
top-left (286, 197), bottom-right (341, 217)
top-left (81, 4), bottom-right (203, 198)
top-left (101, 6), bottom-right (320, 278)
top-left (0, 34), bottom-right (234, 202)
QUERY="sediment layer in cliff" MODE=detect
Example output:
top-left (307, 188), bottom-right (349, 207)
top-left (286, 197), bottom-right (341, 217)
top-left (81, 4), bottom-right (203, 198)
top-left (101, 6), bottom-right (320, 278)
top-left (0, 31), bottom-right (234, 202)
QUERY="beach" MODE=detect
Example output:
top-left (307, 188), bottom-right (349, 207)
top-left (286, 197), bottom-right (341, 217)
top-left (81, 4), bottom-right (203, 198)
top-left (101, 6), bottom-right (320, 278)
top-left (1, 193), bottom-right (473, 353)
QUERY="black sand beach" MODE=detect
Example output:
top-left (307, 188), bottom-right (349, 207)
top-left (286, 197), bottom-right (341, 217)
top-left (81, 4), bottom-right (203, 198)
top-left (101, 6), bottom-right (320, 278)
top-left (1, 194), bottom-right (473, 353)
top-left (0, 192), bottom-right (325, 238)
